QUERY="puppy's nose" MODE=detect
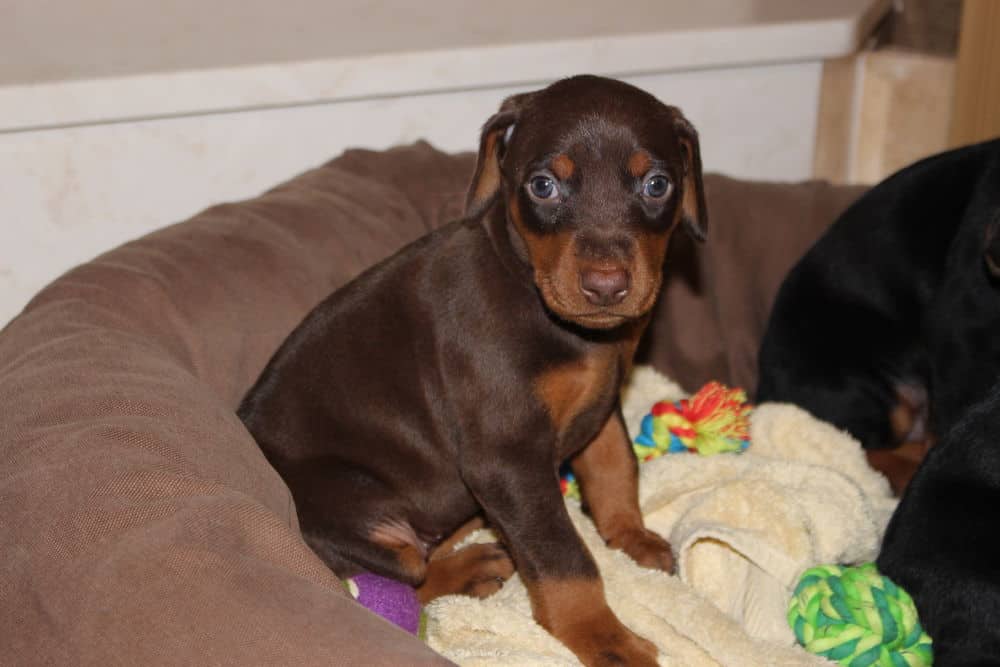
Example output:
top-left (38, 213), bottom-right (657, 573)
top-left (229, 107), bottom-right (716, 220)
top-left (580, 268), bottom-right (629, 305)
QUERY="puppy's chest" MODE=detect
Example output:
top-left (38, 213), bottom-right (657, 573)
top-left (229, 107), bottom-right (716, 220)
top-left (534, 346), bottom-right (624, 459)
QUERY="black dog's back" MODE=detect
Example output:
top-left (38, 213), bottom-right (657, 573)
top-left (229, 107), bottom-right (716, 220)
top-left (756, 138), bottom-right (1000, 449)
top-left (878, 380), bottom-right (1000, 665)
top-left (758, 138), bottom-right (1000, 664)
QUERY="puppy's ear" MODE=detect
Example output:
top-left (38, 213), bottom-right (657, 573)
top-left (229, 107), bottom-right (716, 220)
top-left (465, 110), bottom-right (517, 218)
top-left (985, 211), bottom-right (1000, 278)
top-left (671, 110), bottom-right (708, 242)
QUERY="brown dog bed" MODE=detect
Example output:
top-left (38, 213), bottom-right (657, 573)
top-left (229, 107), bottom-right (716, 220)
top-left (0, 142), bottom-right (863, 664)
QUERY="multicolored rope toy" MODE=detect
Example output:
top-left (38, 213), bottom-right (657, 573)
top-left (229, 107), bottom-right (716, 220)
top-left (560, 382), bottom-right (752, 499)
top-left (634, 381), bottom-right (751, 460)
top-left (788, 563), bottom-right (933, 667)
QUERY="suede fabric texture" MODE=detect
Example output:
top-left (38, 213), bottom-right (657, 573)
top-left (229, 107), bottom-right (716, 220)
top-left (0, 141), bottom-right (862, 664)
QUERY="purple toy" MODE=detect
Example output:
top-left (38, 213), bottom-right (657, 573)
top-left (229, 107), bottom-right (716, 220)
top-left (346, 572), bottom-right (425, 636)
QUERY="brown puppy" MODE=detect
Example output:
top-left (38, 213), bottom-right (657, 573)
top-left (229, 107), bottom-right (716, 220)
top-left (238, 75), bottom-right (707, 666)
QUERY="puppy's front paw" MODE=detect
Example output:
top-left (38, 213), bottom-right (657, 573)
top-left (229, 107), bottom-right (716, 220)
top-left (594, 632), bottom-right (659, 667)
top-left (609, 528), bottom-right (675, 573)
top-left (570, 617), bottom-right (659, 667)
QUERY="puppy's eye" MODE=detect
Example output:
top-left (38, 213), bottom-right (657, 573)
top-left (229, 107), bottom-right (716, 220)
top-left (642, 174), bottom-right (672, 200)
top-left (527, 174), bottom-right (558, 201)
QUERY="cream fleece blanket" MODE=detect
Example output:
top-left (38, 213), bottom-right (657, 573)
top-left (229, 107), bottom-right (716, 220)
top-left (425, 366), bottom-right (898, 666)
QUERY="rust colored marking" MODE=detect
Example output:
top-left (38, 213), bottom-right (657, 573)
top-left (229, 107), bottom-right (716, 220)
top-left (681, 180), bottom-right (699, 224)
top-left (469, 128), bottom-right (503, 212)
top-left (571, 414), bottom-right (641, 535)
top-left (530, 578), bottom-right (606, 633)
top-left (676, 135), bottom-right (704, 234)
top-left (572, 413), bottom-right (675, 572)
top-left (369, 519), bottom-right (427, 582)
top-left (551, 153), bottom-right (576, 180)
top-left (509, 192), bottom-right (574, 279)
top-left (417, 542), bottom-right (514, 604)
top-left (528, 578), bottom-right (659, 665)
top-left (534, 350), bottom-right (616, 435)
top-left (628, 151), bottom-right (652, 178)
top-left (889, 383), bottom-right (929, 444)
top-left (865, 448), bottom-right (924, 497)
top-left (631, 230), bottom-right (672, 309)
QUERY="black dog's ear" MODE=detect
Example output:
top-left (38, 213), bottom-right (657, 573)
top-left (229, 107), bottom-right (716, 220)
top-left (670, 110), bottom-right (709, 242)
top-left (984, 210), bottom-right (1000, 278)
top-left (465, 110), bottom-right (518, 218)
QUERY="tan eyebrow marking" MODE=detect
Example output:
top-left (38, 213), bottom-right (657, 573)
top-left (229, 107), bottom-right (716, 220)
top-left (627, 151), bottom-right (652, 178)
top-left (551, 154), bottom-right (575, 180)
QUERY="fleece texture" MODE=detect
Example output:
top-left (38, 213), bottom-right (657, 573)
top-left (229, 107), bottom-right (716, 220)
top-left (425, 367), bottom-right (896, 666)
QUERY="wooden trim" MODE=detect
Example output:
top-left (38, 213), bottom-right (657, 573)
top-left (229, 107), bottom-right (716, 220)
top-left (855, 50), bottom-right (954, 183)
top-left (948, 0), bottom-right (1000, 147)
top-left (813, 55), bottom-right (860, 183)
top-left (813, 50), bottom-right (954, 184)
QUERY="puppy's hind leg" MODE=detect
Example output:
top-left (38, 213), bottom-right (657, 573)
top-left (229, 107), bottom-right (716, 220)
top-left (302, 518), bottom-right (430, 586)
top-left (417, 516), bottom-right (515, 603)
top-left (418, 542), bottom-right (515, 603)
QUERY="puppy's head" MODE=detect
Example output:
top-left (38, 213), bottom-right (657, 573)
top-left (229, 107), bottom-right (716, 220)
top-left (466, 75), bottom-right (707, 330)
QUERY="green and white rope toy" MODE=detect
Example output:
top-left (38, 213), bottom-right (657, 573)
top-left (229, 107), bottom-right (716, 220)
top-left (788, 563), bottom-right (933, 667)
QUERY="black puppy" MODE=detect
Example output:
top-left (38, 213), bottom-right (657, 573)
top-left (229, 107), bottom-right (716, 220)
top-left (878, 378), bottom-right (1000, 665)
top-left (757, 138), bottom-right (1000, 451)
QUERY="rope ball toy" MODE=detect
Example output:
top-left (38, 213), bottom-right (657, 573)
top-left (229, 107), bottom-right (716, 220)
top-left (788, 563), bottom-right (933, 666)
top-left (561, 381), bottom-right (752, 498)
